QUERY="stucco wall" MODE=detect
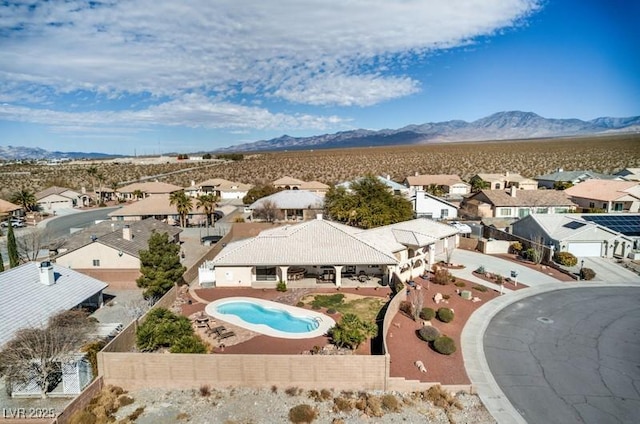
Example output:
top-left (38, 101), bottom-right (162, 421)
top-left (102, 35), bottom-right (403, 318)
top-left (56, 243), bottom-right (140, 269)
top-left (214, 266), bottom-right (253, 287)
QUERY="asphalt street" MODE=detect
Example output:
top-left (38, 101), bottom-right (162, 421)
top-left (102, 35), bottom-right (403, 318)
top-left (484, 287), bottom-right (640, 424)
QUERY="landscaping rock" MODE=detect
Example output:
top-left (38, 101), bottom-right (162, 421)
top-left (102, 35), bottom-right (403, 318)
top-left (460, 290), bottom-right (472, 300)
top-left (433, 293), bottom-right (443, 304)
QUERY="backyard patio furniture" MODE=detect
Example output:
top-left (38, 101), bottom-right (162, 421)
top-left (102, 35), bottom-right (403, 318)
top-left (207, 325), bottom-right (226, 336)
top-left (217, 331), bottom-right (236, 340)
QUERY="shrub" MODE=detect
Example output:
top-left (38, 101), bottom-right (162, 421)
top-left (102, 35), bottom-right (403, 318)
top-left (436, 308), bottom-right (454, 323)
top-left (136, 308), bottom-right (194, 352)
top-left (418, 325), bottom-right (441, 342)
top-left (326, 308), bottom-right (337, 315)
top-left (424, 385), bottom-right (462, 410)
top-left (523, 247), bottom-right (541, 263)
top-left (580, 267), bottom-right (596, 281)
top-left (495, 275), bottom-right (503, 284)
top-left (433, 335), bottom-right (457, 355)
top-left (442, 294), bottom-right (450, 300)
top-left (169, 334), bottom-right (208, 353)
top-left (199, 385), bottom-right (211, 397)
top-left (285, 387), bottom-right (302, 396)
top-left (419, 307), bottom-right (435, 321)
top-left (399, 300), bottom-right (413, 317)
top-left (510, 241), bottom-right (523, 254)
top-left (320, 389), bottom-right (333, 400)
top-left (381, 394), bottom-right (401, 412)
top-left (474, 266), bottom-right (486, 275)
top-left (310, 293), bottom-right (344, 309)
top-left (454, 281), bottom-right (466, 287)
top-left (276, 280), bottom-right (288, 292)
top-left (432, 267), bottom-right (452, 285)
top-left (473, 285), bottom-right (488, 292)
top-left (554, 251), bottom-right (578, 267)
top-left (289, 404), bottom-right (318, 423)
top-left (333, 397), bottom-right (354, 412)
top-left (296, 301), bottom-right (305, 307)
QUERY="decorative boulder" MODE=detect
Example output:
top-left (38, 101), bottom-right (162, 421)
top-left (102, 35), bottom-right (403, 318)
top-left (433, 293), bottom-right (443, 304)
top-left (460, 290), bottom-right (472, 300)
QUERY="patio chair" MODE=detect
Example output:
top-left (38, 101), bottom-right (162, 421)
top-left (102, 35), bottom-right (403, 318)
top-left (217, 331), bottom-right (236, 340)
top-left (207, 325), bottom-right (226, 336)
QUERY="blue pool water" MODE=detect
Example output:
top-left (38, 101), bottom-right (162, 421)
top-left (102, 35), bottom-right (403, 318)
top-left (216, 302), bottom-right (320, 333)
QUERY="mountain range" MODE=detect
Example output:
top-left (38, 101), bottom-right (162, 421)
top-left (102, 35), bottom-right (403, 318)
top-left (1, 111), bottom-right (638, 160)
top-left (219, 111), bottom-right (640, 152)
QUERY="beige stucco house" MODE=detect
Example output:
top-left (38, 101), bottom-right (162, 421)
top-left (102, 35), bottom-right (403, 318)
top-left (202, 216), bottom-right (459, 288)
top-left (53, 219), bottom-right (181, 288)
top-left (473, 172), bottom-right (538, 190)
top-left (116, 181), bottom-right (183, 201)
top-left (35, 186), bottom-right (88, 213)
top-left (564, 180), bottom-right (640, 213)
top-left (462, 187), bottom-right (576, 219)
top-left (404, 174), bottom-right (471, 196)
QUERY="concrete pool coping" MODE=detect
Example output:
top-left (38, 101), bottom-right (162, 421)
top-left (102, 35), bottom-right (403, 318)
top-left (205, 297), bottom-right (336, 339)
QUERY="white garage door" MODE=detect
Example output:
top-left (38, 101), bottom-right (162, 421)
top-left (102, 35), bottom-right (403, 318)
top-left (567, 242), bottom-right (602, 257)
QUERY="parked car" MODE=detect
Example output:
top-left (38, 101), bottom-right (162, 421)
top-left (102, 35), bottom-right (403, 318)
top-left (1, 218), bottom-right (26, 228)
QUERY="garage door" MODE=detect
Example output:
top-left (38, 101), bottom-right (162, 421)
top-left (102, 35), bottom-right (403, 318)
top-left (567, 242), bottom-right (602, 257)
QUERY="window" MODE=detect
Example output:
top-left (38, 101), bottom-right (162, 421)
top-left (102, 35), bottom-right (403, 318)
top-left (499, 208), bottom-right (511, 216)
top-left (440, 209), bottom-right (449, 218)
top-left (602, 203), bottom-right (607, 209)
top-left (589, 202), bottom-right (595, 208)
top-left (255, 266), bottom-right (277, 281)
top-left (536, 207), bottom-right (549, 214)
top-left (92, 259), bottom-right (100, 267)
top-left (495, 183), bottom-right (501, 189)
top-left (613, 203), bottom-right (624, 211)
top-left (518, 209), bottom-right (530, 218)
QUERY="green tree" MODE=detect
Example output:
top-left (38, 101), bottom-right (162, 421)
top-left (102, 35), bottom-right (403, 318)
top-left (202, 153), bottom-right (212, 160)
top-left (469, 175), bottom-right (490, 192)
top-left (86, 166), bottom-right (98, 203)
top-left (0, 253), bottom-right (4, 272)
top-left (7, 222), bottom-right (19, 268)
top-left (136, 232), bottom-right (186, 299)
top-left (329, 313), bottom-right (377, 350)
top-left (242, 184), bottom-right (282, 205)
top-left (132, 189), bottom-right (144, 200)
top-left (136, 308), bottom-right (201, 352)
top-left (10, 189), bottom-right (37, 212)
top-left (425, 184), bottom-right (446, 197)
top-left (553, 181), bottom-right (573, 190)
top-left (196, 194), bottom-right (219, 227)
top-left (169, 190), bottom-right (192, 227)
top-left (324, 175), bottom-right (414, 229)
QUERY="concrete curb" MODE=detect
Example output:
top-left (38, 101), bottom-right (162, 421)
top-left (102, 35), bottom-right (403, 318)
top-left (461, 281), bottom-right (640, 424)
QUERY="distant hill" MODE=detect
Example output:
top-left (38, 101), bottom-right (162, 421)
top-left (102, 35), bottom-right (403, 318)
top-left (217, 111), bottom-right (640, 152)
top-left (0, 146), bottom-right (122, 161)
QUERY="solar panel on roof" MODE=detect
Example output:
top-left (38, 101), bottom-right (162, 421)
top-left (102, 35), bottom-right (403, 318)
top-left (581, 215), bottom-right (640, 237)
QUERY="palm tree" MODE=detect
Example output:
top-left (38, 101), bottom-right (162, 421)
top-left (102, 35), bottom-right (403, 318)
top-left (86, 166), bottom-right (98, 204)
top-left (10, 189), bottom-right (37, 212)
top-left (196, 194), bottom-right (219, 228)
top-left (169, 190), bottom-right (192, 227)
top-left (425, 184), bottom-right (446, 197)
top-left (132, 189), bottom-right (144, 200)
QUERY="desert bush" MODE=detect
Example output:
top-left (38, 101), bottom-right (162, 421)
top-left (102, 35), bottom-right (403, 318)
top-left (554, 251), bottom-right (578, 266)
top-left (320, 389), bottom-right (333, 400)
top-left (419, 307), bottom-right (435, 321)
top-left (418, 325), bottom-right (441, 342)
top-left (442, 294), bottom-right (450, 300)
top-left (580, 267), bottom-right (596, 280)
top-left (523, 247), bottom-right (541, 263)
top-left (296, 301), bottom-right (305, 307)
top-left (276, 280), bottom-right (288, 292)
top-left (169, 334), bottom-right (207, 353)
top-left (454, 281), bottom-right (466, 287)
top-left (399, 300), bottom-right (413, 317)
top-left (333, 397), bottom-right (354, 412)
top-left (473, 285), bottom-right (488, 292)
top-left (433, 335), bottom-right (457, 355)
top-left (199, 385), bottom-right (211, 397)
top-left (381, 394), bottom-right (402, 412)
top-left (474, 265), bottom-right (486, 275)
top-left (285, 387), bottom-right (302, 396)
top-left (424, 385), bottom-right (462, 410)
top-left (431, 267), bottom-right (452, 285)
top-left (495, 275), bottom-right (503, 284)
top-left (289, 404), bottom-right (318, 423)
top-left (326, 308), bottom-right (337, 315)
top-left (436, 308), bottom-right (454, 323)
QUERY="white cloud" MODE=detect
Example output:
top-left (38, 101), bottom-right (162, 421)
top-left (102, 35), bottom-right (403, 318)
top-left (0, 0), bottom-right (540, 127)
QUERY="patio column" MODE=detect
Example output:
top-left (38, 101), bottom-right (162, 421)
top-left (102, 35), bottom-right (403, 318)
top-left (279, 266), bottom-right (290, 284)
top-left (333, 265), bottom-right (343, 287)
top-left (428, 245), bottom-right (435, 268)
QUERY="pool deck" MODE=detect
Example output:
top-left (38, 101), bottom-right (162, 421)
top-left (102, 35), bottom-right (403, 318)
top-left (205, 297), bottom-right (336, 339)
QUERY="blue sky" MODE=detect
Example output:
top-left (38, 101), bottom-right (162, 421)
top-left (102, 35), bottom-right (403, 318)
top-left (0, 0), bottom-right (638, 155)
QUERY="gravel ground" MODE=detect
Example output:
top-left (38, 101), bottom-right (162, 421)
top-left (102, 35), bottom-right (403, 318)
top-left (112, 387), bottom-right (496, 424)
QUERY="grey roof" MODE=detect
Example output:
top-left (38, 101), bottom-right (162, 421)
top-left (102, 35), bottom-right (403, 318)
top-left (0, 262), bottom-right (108, 347)
top-left (338, 176), bottom-right (408, 192)
top-left (535, 170), bottom-right (616, 182)
top-left (355, 218), bottom-right (459, 252)
top-left (55, 218), bottom-right (181, 259)
top-left (519, 214), bottom-right (631, 243)
top-left (212, 218), bottom-right (398, 266)
top-left (250, 190), bottom-right (324, 210)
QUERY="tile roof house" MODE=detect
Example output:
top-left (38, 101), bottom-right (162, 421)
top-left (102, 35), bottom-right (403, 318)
top-left (564, 180), bottom-right (640, 213)
top-left (404, 174), bottom-right (471, 196)
top-left (206, 216), bottom-right (459, 287)
top-left (338, 175), bottom-right (410, 197)
top-left (299, 180), bottom-right (330, 196)
top-left (0, 261), bottom-right (108, 348)
top-left (473, 172), bottom-right (538, 190)
top-left (0, 198), bottom-right (23, 218)
top-left (187, 178), bottom-right (253, 200)
top-left (534, 169), bottom-right (617, 189)
top-left (108, 193), bottom-right (213, 225)
top-left (54, 218), bottom-right (181, 288)
top-left (511, 214), bottom-right (634, 258)
top-left (249, 190), bottom-right (324, 222)
top-left (116, 181), bottom-right (183, 201)
top-left (35, 186), bottom-right (87, 213)
top-left (273, 176), bottom-right (306, 190)
top-left (462, 186), bottom-right (576, 219)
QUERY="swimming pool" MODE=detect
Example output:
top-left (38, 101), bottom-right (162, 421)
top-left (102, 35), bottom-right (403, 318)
top-left (205, 297), bottom-right (336, 339)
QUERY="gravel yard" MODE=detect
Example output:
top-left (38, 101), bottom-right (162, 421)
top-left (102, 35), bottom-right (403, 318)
top-left (109, 386), bottom-right (496, 424)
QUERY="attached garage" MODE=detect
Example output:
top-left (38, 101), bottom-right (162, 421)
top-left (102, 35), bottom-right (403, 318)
top-left (567, 242), bottom-right (602, 257)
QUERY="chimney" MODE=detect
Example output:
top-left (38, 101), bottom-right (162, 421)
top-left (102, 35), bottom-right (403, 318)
top-left (414, 171), bottom-right (419, 177)
top-left (123, 224), bottom-right (132, 240)
top-left (505, 171), bottom-right (510, 177)
top-left (557, 167), bottom-right (563, 173)
top-left (386, 174), bottom-right (391, 181)
top-left (510, 185), bottom-right (517, 197)
top-left (39, 261), bottom-right (55, 286)
top-left (316, 213), bottom-right (323, 220)
top-left (191, 180), bottom-right (195, 186)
